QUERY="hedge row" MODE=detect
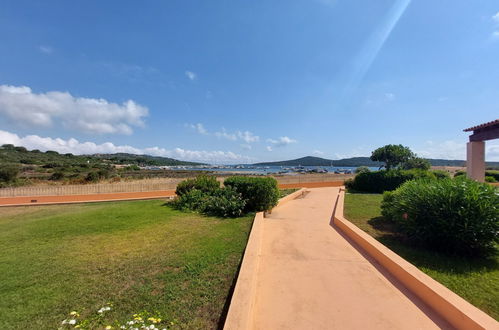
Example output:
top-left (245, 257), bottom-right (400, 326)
top-left (345, 169), bottom-right (438, 193)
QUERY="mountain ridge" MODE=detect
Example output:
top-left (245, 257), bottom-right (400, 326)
top-left (254, 156), bottom-right (499, 167)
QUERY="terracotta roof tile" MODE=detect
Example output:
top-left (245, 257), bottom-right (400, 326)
top-left (463, 119), bottom-right (499, 132)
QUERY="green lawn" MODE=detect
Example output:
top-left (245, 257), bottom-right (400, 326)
top-left (279, 188), bottom-right (299, 198)
top-left (344, 193), bottom-right (499, 320)
top-left (0, 200), bottom-right (254, 329)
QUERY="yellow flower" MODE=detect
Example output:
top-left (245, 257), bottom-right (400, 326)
top-left (105, 326), bottom-right (112, 329)
top-left (70, 311), bottom-right (79, 317)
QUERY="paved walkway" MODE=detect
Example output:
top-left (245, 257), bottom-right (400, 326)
top-left (252, 187), bottom-right (450, 329)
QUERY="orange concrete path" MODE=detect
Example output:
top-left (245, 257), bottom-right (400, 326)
top-left (0, 190), bottom-right (176, 206)
top-left (0, 182), bottom-right (344, 207)
top-left (251, 187), bottom-right (450, 329)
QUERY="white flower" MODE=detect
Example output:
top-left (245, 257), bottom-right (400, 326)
top-left (61, 319), bottom-right (68, 325)
top-left (68, 319), bottom-right (77, 325)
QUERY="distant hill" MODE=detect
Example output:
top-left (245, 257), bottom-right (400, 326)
top-left (0, 144), bottom-right (204, 167)
top-left (254, 156), bottom-right (499, 168)
top-left (254, 156), bottom-right (383, 167)
top-left (254, 156), bottom-right (334, 166)
top-left (91, 153), bottom-right (204, 166)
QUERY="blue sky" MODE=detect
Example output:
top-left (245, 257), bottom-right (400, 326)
top-left (0, 0), bottom-right (498, 163)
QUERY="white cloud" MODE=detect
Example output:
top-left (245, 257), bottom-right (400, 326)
top-left (267, 136), bottom-right (297, 147)
top-left (416, 140), bottom-right (465, 160)
top-left (493, 11), bottom-right (499, 23)
top-left (416, 140), bottom-right (499, 161)
top-left (39, 45), bottom-right (53, 54)
top-left (0, 129), bottom-right (252, 164)
top-left (240, 144), bottom-right (252, 150)
top-left (186, 123), bottom-right (208, 135)
top-left (185, 71), bottom-right (197, 81)
top-left (266, 146), bottom-right (273, 152)
top-left (188, 123), bottom-right (260, 144)
top-left (237, 131), bottom-right (260, 143)
top-left (214, 128), bottom-right (237, 141)
top-left (312, 150), bottom-right (324, 156)
top-left (0, 84), bottom-right (148, 135)
top-left (492, 31), bottom-right (499, 39)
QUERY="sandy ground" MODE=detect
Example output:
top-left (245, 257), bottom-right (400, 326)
top-left (431, 166), bottom-right (465, 175)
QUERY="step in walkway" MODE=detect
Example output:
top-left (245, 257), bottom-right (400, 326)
top-left (250, 187), bottom-right (450, 329)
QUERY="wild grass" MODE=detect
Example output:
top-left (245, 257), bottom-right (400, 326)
top-left (344, 193), bottom-right (499, 320)
top-left (0, 200), bottom-right (253, 329)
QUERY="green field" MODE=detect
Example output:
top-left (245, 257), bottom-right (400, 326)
top-left (344, 193), bottom-right (499, 320)
top-left (0, 200), bottom-right (254, 329)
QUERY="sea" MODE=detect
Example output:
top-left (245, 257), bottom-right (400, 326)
top-left (170, 166), bottom-right (380, 175)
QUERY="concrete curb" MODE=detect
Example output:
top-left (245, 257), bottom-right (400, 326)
top-left (274, 188), bottom-right (308, 209)
top-left (333, 189), bottom-right (498, 330)
top-left (223, 211), bottom-right (264, 330)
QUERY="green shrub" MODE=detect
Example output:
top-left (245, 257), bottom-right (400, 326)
top-left (175, 175), bottom-right (220, 196)
top-left (171, 189), bottom-right (207, 211)
top-left (402, 157), bottom-right (431, 170)
top-left (430, 170), bottom-right (451, 180)
top-left (485, 176), bottom-right (497, 183)
top-left (49, 171), bottom-right (65, 181)
top-left (454, 170), bottom-right (466, 178)
top-left (346, 169), bottom-right (435, 193)
top-left (171, 188), bottom-right (246, 218)
top-left (485, 170), bottom-right (499, 181)
top-left (224, 176), bottom-right (279, 211)
top-left (381, 177), bottom-right (499, 256)
top-left (355, 166), bottom-right (370, 174)
top-left (85, 171), bottom-right (99, 182)
top-left (0, 164), bottom-right (19, 183)
top-left (199, 187), bottom-right (246, 218)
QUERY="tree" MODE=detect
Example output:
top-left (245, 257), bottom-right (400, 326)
top-left (402, 157), bottom-right (431, 170)
top-left (370, 144), bottom-right (414, 170)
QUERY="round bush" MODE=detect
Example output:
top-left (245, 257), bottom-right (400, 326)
top-left (224, 176), bottom-right (279, 212)
top-left (355, 166), bottom-right (371, 174)
top-left (381, 177), bottom-right (499, 256)
top-left (175, 175), bottom-right (220, 196)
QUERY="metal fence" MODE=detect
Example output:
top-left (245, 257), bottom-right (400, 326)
top-left (0, 174), bottom-right (350, 197)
